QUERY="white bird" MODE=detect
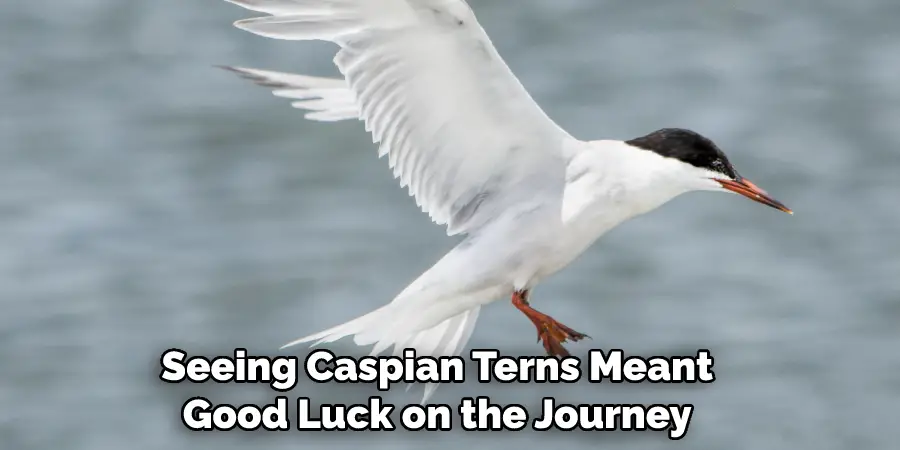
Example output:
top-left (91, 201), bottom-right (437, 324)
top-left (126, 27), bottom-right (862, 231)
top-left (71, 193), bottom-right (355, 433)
top-left (219, 0), bottom-right (792, 402)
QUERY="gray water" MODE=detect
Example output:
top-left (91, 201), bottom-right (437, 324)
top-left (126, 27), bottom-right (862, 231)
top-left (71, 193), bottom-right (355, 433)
top-left (2, 0), bottom-right (900, 449)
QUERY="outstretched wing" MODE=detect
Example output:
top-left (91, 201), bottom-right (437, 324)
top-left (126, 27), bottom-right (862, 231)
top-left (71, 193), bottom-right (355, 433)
top-left (225, 0), bottom-right (576, 235)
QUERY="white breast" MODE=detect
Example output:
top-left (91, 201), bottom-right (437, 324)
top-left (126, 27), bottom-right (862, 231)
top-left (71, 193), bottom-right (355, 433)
top-left (517, 140), bottom-right (699, 287)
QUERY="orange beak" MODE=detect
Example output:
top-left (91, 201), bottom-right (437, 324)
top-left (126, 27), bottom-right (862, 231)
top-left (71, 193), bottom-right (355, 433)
top-left (715, 178), bottom-right (793, 214)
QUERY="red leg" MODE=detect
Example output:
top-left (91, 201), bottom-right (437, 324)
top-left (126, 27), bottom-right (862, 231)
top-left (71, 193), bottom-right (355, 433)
top-left (511, 290), bottom-right (589, 357)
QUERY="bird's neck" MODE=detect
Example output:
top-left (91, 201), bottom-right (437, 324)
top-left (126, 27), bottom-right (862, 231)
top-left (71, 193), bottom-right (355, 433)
top-left (562, 140), bottom-right (694, 225)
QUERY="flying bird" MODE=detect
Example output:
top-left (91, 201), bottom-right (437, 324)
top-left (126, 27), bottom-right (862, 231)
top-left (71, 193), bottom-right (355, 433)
top-left (219, 0), bottom-right (792, 401)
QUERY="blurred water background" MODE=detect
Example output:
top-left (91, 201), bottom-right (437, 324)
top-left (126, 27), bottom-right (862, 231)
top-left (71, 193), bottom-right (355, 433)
top-left (2, 0), bottom-right (900, 449)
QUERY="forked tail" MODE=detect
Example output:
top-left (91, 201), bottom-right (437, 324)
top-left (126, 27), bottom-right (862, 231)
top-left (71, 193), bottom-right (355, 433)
top-left (282, 303), bottom-right (481, 404)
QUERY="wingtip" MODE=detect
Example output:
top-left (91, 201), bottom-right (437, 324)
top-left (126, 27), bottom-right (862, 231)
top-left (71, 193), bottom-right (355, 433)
top-left (223, 0), bottom-right (277, 15)
top-left (233, 18), bottom-right (254, 31)
top-left (232, 17), bottom-right (275, 37)
top-left (215, 65), bottom-right (269, 84)
top-left (215, 65), bottom-right (259, 77)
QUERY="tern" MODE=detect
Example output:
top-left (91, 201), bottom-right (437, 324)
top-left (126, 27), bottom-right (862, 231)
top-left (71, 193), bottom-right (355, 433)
top-left (219, 0), bottom-right (792, 401)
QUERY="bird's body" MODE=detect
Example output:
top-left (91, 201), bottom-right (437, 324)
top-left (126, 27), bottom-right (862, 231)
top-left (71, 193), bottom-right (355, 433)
top-left (219, 0), bottom-right (791, 402)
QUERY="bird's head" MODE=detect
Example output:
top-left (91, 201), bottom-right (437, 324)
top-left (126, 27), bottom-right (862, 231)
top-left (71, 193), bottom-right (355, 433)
top-left (625, 128), bottom-right (792, 214)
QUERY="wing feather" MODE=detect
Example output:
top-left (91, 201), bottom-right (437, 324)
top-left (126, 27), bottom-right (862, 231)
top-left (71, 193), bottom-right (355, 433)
top-left (224, 0), bottom-right (576, 234)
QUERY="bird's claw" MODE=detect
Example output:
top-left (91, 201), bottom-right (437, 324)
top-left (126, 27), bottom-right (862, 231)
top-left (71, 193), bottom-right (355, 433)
top-left (536, 320), bottom-right (589, 358)
top-left (511, 291), bottom-right (590, 358)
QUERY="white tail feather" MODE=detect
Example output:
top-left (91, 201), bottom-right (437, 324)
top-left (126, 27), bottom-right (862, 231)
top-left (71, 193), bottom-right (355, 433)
top-left (281, 304), bottom-right (481, 404)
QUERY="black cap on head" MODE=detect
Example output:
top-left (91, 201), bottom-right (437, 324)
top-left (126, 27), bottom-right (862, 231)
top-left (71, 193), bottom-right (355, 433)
top-left (626, 128), bottom-right (739, 180)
